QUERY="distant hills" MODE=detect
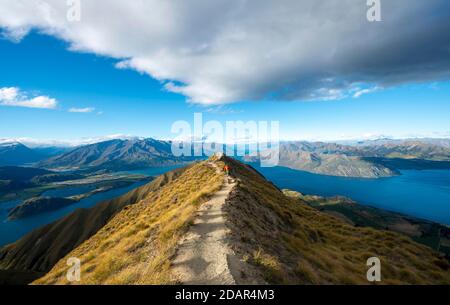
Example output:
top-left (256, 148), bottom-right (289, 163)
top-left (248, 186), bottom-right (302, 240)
top-left (349, 137), bottom-right (450, 149)
top-left (354, 140), bottom-right (450, 161)
top-left (38, 138), bottom-right (195, 171)
top-left (1, 137), bottom-right (450, 178)
top-left (3, 156), bottom-right (447, 285)
top-left (247, 140), bottom-right (450, 178)
top-left (0, 142), bottom-right (70, 166)
top-left (0, 142), bottom-right (47, 166)
top-left (0, 166), bottom-right (82, 199)
top-left (7, 197), bottom-right (78, 220)
top-left (0, 138), bottom-right (194, 170)
top-left (277, 142), bottom-right (397, 178)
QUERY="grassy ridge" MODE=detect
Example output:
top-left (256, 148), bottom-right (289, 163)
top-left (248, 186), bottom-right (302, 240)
top-left (34, 156), bottom-right (450, 285)
top-left (223, 157), bottom-right (450, 284)
top-left (35, 160), bottom-right (223, 284)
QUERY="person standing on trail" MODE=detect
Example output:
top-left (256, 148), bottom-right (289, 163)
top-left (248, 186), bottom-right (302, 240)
top-left (223, 165), bottom-right (230, 176)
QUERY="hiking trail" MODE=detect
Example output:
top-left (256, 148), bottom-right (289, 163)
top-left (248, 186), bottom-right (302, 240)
top-left (171, 162), bottom-right (237, 284)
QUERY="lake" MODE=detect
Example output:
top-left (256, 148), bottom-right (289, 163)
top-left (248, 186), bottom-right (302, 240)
top-left (0, 181), bottom-right (150, 246)
top-left (252, 164), bottom-right (450, 226)
top-left (1, 163), bottom-right (450, 246)
top-left (0, 165), bottom-right (186, 246)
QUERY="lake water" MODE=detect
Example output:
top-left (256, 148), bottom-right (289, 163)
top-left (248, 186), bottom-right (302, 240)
top-left (0, 165), bottom-right (185, 246)
top-left (252, 164), bottom-right (450, 226)
top-left (0, 181), bottom-right (150, 246)
top-left (1, 164), bottom-right (450, 246)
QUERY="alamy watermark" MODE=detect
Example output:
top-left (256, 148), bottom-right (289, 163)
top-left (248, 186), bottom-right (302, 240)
top-left (66, 257), bottom-right (81, 282)
top-left (66, 1), bottom-right (380, 24)
top-left (67, 0), bottom-right (81, 22)
top-left (367, 257), bottom-right (381, 282)
top-left (171, 113), bottom-right (280, 167)
top-left (367, 0), bottom-right (382, 22)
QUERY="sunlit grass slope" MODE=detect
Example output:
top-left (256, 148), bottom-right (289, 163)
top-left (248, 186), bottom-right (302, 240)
top-left (35, 159), bottom-right (223, 284)
top-left (223, 157), bottom-right (450, 284)
top-left (36, 156), bottom-right (449, 285)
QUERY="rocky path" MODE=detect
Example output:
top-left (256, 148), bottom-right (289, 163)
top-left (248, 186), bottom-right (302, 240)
top-left (171, 162), bottom-right (237, 284)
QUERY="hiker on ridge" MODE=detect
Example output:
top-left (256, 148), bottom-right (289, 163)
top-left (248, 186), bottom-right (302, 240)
top-left (223, 165), bottom-right (230, 176)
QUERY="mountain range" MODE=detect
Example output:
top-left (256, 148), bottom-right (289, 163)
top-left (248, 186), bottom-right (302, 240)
top-left (1, 156), bottom-right (448, 285)
top-left (1, 138), bottom-right (450, 178)
top-left (277, 142), bottom-right (397, 178)
top-left (38, 138), bottom-right (195, 171)
top-left (0, 142), bottom-right (48, 166)
top-left (261, 140), bottom-right (450, 178)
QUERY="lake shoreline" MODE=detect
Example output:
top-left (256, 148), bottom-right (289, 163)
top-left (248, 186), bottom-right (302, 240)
top-left (251, 163), bottom-right (450, 226)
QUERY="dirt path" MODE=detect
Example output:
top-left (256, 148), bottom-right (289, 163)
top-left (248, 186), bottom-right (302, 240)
top-left (171, 162), bottom-right (237, 284)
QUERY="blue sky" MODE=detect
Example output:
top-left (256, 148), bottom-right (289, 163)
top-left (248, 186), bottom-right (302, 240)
top-left (1, 32), bottom-right (449, 143)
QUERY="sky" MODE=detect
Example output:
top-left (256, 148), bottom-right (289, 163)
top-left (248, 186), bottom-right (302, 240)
top-left (0, 1), bottom-right (449, 145)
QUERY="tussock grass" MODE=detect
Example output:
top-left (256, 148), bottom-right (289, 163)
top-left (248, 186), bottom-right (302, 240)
top-left (34, 161), bottom-right (223, 285)
top-left (34, 156), bottom-right (450, 285)
top-left (223, 157), bottom-right (450, 285)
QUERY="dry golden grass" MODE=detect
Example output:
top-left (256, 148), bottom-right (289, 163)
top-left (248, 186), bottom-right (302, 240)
top-left (34, 160), bottom-right (223, 285)
top-left (223, 157), bottom-right (450, 284)
top-left (34, 156), bottom-right (450, 285)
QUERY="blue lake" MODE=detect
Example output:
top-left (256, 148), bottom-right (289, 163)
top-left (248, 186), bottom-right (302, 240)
top-left (0, 165), bottom-right (184, 246)
top-left (0, 181), bottom-right (150, 246)
top-left (252, 164), bottom-right (450, 226)
top-left (1, 164), bottom-right (450, 246)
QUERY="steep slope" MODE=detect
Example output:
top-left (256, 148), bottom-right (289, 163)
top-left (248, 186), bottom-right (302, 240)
top-left (223, 157), bottom-right (449, 284)
top-left (35, 160), bottom-right (224, 284)
top-left (35, 156), bottom-right (449, 285)
top-left (0, 166), bottom-right (187, 284)
top-left (282, 190), bottom-right (450, 257)
top-left (39, 138), bottom-right (194, 170)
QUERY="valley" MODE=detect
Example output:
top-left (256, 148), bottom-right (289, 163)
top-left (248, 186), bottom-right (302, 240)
top-left (2, 0), bottom-right (450, 289)
top-left (0, 138), bottom-right (196, 246)
top-left (1, 138), bottom-right (450, 285)
top-left (0, 156), bottom-right (449, 285)
top-left (26, 156), bottom-right (450, 284)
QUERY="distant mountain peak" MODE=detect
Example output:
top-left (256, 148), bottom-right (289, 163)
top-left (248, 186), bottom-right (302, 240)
top-left (0, 141), bottom-right (23, 147)
top-left (38, 138), bottom-right (195, 170)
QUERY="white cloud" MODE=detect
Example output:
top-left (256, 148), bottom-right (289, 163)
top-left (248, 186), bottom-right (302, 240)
top-left (68, 107), bottom-right (95, 113)
top-left (352, 87), bottom-right (380, 99)
top-left (0, 1), bottom-right (449, 105)
top-left (0, 134), bottom-right (141, 148)
top-left (0, 87), bottom-right (57, 109)
top-left (0, 87), bottom-right (18, 100)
